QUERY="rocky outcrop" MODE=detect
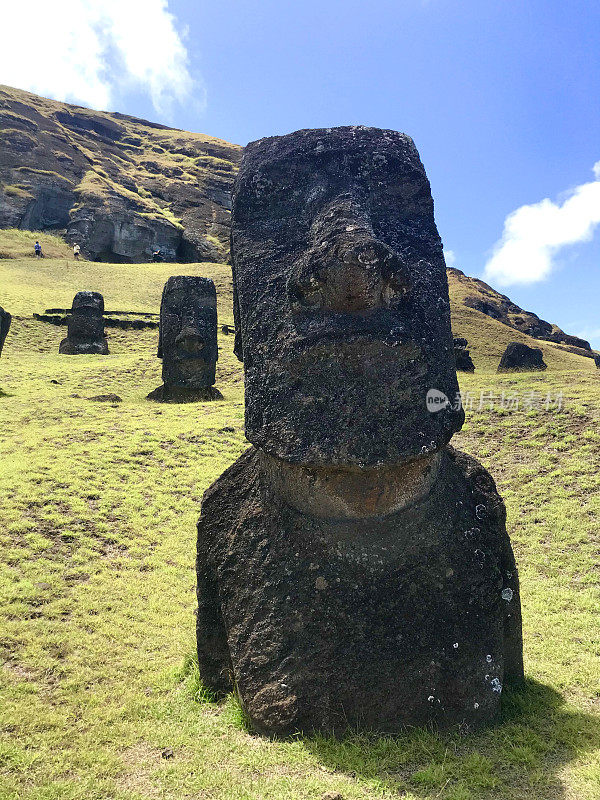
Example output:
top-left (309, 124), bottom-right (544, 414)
top-left (448, 268), bottom-right (592, 354)
top-left (0, 85), bottom-right (241, 262)
top-left (497, 342), bottom-right (547, 373)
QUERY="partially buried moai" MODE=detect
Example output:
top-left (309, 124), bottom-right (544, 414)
top-left (147, 276), bottom-right (221, 401)
top-left (196, 126), bottom-right (523, 736)
top-left (59, 292), bottom-right (108, 355)
top-left (0, 307), bottom-right (11, 358)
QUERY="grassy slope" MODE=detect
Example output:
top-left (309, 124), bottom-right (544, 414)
top-left (0, 247), bottom-right (599, 800)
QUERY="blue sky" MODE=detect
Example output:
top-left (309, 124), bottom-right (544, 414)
top-left (3, 0), bottom-right (600, 345)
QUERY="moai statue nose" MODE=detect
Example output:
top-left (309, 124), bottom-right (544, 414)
top-left (289, 235), bottom-right (410, 313)
top-left (176, 326), bottom-right (205, 354)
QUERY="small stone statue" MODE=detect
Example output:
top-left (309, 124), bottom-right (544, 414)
top-left (0, 307), bottom-right (11, 358)
top-left (59, 292), bottom-right (109, 355)
top-left (498, 342), bottom-right (547, 372)
top-left (196, 126), bottom-right (523, 736)
top-left (454, 337), bottom-right (476, 372)
top-left (147, 276), bottom-right (221, 401)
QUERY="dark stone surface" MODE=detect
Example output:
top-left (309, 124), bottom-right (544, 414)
top-left (87, 394), bottom-right (122, 403)
top-left (148, 276), bottom-right (219, 401)
top-left (35, 312), bottom-right (158, 330)
top-left (497, 342), bottom-right (547, 373)
top-left (231, 126), bottom-right (463, 466)
top-left (0, 306), bottom-right (11, 357)
top-left (453, 337), bottom-right (475, 373)
top-left (198, 126), bottom-right (523, 737)
top-left (146, 384), bottom-right (222, 403)
top-left (594, 354), bottom-right (600, 369)
top-left (197, 447), bottom-right (523, 735)
top-left (59, 291), bottom-right (109, 355)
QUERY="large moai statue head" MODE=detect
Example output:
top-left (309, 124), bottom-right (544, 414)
top-left (59, 292), bottom-right (108, 355)
top-left (158, 276), bottom-right (218, 390)
top-left (0, 307), bottom-right (11, 358)
top-left (232, 126), bottom-right (464, 467)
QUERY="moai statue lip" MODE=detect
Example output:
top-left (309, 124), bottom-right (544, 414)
top-left (0, 307), bottom-right (11, 358)
top-left (59, 291), bottom-right (109, 355)
top-left (232, 125), bottom-right (464, 467)
top-left (158, 276), bottom-right (218, 390)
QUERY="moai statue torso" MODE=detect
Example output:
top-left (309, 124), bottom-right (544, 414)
top-left (59, 292), bottom-right (108, 355)
top-left (147, 276), bottom-right (221, 401)
top-left (196, 127), bottom-right (523, 736)
top-left (0, 307), bottom-right (11, 358)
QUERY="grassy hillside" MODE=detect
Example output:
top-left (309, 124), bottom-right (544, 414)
top-left (0, 85), bottom-right (241, 262)
top-left (0, 245), bottom-right (599, 799)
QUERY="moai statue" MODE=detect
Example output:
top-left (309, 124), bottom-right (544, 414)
top-left (59, 292), bottom-right (108, 355)
top-left (497, 342), bottom-right (547, 373)
top-left (454, 337), bottom-right (476, 372)
top-left (147, 276), bottom-right (222, 401)
top-left (196, 127), bottom-right (524, 736)
top-left (0, 307), bottom-right (11, 358)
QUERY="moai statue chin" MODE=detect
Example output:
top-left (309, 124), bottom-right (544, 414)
top-left (147, 276), bottom-right (222, 402)
top-left (59, 292), bottom-right (108, 355)
top-left (196, 126), bottom-right (524, 736)
top-left (0, 307), bottom-right (11, 359)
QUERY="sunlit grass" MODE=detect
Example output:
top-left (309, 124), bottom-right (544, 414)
top-left (0, 238), bottom-right (598, 799)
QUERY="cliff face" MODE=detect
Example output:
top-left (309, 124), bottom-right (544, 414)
top-left (0, 85), bottom-right (241, 262)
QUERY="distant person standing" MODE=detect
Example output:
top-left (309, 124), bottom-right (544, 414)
top-left (73, 243), bottom-right (81, 260)
top-left (34, 241), bottom-right (42, 258)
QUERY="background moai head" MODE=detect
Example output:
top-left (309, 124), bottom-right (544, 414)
top-left (67, 291), bottom-right (105, 342)
top-left (231, 126), bottom-right (464, 466)
top-left (0, 307), bottom-right (11, 357)
top-left (158, 276), bottom-right (218, 389)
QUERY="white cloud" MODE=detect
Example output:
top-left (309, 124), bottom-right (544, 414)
top-left (0, 0), bottom-right (197, 117)
top-left (443, 249), bottom-right (456, 267)
top-left (484, 161), bottom-right (600, 286)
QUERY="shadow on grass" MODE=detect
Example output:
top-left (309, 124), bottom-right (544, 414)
top-left (180, 652), bottom-right (598, 799)
top-left (301, 679), bottom-right (599, 799)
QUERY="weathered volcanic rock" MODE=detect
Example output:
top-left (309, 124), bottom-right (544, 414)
top-left (453, 337), bottom-right (475, 372)
top-left (147, 276), bottom-right (221, 402)
top-left (0, 307), bottom-right (11, 357)
top-left (59, 292), bottom-right (109, 355)
top-left (497, 342), bottom-right (547, 373)
top-left (0, 85), bottom-right (241, 262)
top-left (197, 126), bottom-right (523, 737)
top-left (594, 354), bottom-right (600, 369)
top-left (450, 268), bottom-right (591, 353)
top-left (231, 126), bottom-right (463, 465)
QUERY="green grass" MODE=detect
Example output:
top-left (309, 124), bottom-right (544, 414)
top-left (0, 243), bottom-right (599, 799)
